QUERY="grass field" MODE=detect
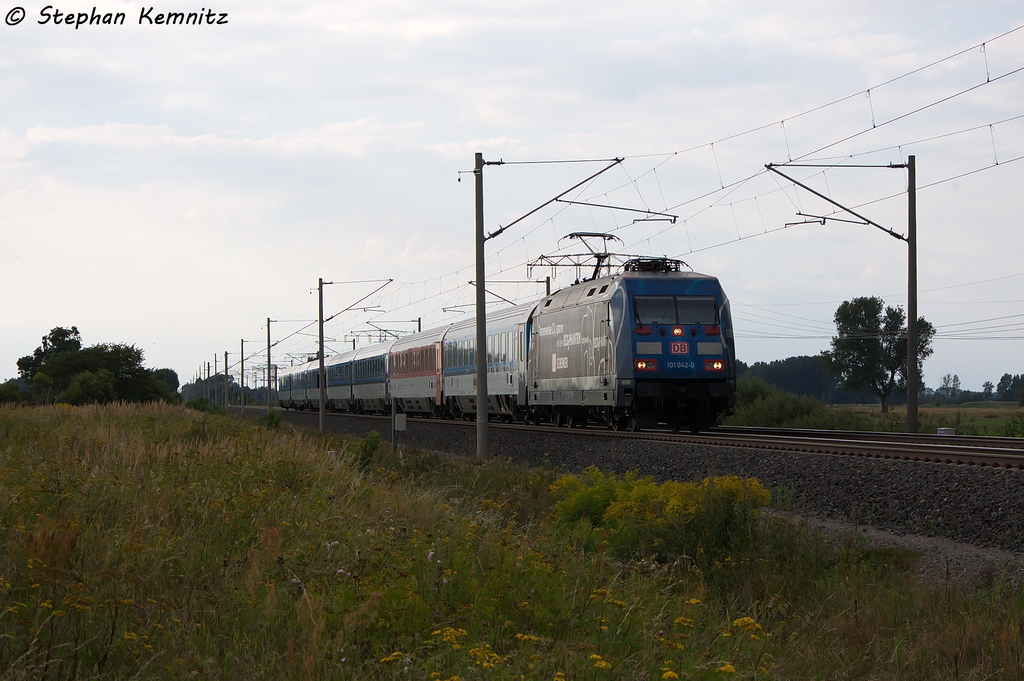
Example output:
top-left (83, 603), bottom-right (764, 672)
top-left (1, 403), bottom-right (1023, 679)
top-left (852, 403), bottom-right (1024, 436)
top-left (725, 377), bottom-right (1024, 435)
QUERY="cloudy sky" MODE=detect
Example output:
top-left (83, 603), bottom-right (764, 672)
top-left (2, 0), bottom-right (1023, 393)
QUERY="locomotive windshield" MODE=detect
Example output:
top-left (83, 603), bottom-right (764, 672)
top-left (634, 295), bottom-right (718, 325)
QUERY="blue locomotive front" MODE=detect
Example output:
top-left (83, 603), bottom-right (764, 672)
top-left (527, 258), bottom-right (735, 431)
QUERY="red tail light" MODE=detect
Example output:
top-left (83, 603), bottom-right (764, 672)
top-left (635, 325), bottom-right (652, 336)
top-left (635, 359), bottom-right (658, 371)
top-left (705, 325), bottom-right (721, 336)
top-left (704, 359), bottom-right (726, 372)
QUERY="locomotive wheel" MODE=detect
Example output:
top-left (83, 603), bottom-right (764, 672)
top-left (554, 410), bottom-right (566, 428)
top-left (628, 415), bottom-right (640, 432)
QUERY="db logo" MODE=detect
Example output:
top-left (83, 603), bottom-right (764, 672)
top-left (670, 342), bottom-right (690, 355)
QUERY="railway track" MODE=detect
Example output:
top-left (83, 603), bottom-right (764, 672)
top-left (251, 407), bottom-right (1024, 470)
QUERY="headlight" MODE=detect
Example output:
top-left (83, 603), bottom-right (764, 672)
top-left (635, 359), bottom-right (658, 371)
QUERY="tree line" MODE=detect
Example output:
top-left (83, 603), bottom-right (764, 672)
top-left (0, 327), bottom-right (179, 405)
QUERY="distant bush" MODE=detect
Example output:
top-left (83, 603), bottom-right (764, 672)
top-left (260, 408), bottom-right (281, 429)
top-left (549, 466), bottom-right (769, 561)
top-left (724, 376), bottom-right (873, 429)
top-left (0, 380), bottom-right (31, 405)
top-left (1005, 414), bottom-right (1024, 438)
top-left (184, 397), bottom-right (225, 414)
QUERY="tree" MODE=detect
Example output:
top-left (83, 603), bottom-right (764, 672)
top-left (982, 381), bottom-right (994, 401)
top-left (938, 373), bottom-right (963, 401)
top-left (153, 368), bottom-right (180, 393)
top-left (17, 327), bottom-right (82, 380)
top-left (37, 343), bottom-right (175, 404)
top-left (821, 296), bottom-right (935, 413)
top-left (997, 373), bottom-right (1015, 401)
top-left (61, 369), bottom-right (118, 405)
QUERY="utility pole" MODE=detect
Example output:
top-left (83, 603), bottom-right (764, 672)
top-left (267, 318), bottom-right (273, 416)
top-left (319, 278), bottom-right (326, 433)
top-left (765, 157), bottom-right (920, 434)
top-left (468, 153), bottom-right (623, 458)
top-left (474, 152), bottom-right (489, 459)
top-left (224, 351), bottom-right (229, 408)
top-left (240, 339), bottom-right (246, 410)
top-left (315, 278), bottom-right (393, 431)
top-left (213, 354), bottom-right (218, 406)
top-left (906, 155), bottom-right (918, 434)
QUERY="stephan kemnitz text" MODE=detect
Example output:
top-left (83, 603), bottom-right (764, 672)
top-left (37, 6), bottom-right (229, 28)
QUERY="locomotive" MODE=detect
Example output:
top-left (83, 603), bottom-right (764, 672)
top-left (277, 257), bottom-right (735, 431)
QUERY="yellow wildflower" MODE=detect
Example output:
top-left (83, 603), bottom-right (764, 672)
top-left (732, 616), bottom-right (761, 632)
top-left (716, 663), bottom-right (736, 674)
top-left (662, 672), bottom-right (680, 680)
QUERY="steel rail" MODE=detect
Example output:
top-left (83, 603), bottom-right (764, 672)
top-left (250, 407), bottom-right (1024, 470)
top-left (712, 426), bottom-right (1024, 449)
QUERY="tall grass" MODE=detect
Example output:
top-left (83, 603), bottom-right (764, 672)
top-left (0, 403), bottom-right (1022, 679)
top-left (724, 376), bottom-right (875, 429)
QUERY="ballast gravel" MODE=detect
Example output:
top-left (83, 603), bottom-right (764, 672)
top-left (265, 409), bottom-right (1024, 581)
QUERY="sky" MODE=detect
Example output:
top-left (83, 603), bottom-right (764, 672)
top-left (2, 0), bottom-right (1023, 393)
